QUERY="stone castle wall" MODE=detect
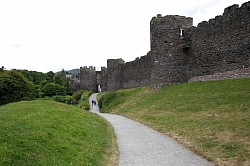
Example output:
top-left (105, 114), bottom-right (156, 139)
top-left (188, 68), bottom-right (250, 82)
top-left (77, 1), bottom-right (250, 92)
top-left (186, 2), bottom-right (250, 80)
top-left (123, 53), bottom-right (153, 89)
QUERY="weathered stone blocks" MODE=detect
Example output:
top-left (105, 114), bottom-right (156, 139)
top-left (77, 1), bottom-right (250, 92)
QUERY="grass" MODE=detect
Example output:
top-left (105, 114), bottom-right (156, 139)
top-left (0, 100), bottom-right (117, 166)
top-left (99, 78), bottom-right (250, 166)
top-left (78, 91), bottom-right (92, 110)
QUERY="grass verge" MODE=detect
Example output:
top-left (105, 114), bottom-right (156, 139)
top-left (101, 120), bottom-right (119, 166)
top-left (79, 91), bottom-right (92, 110)
top-left (0, 100), bottom-right (116, 166)
top-left (99, 78), bottom-right (250, 166)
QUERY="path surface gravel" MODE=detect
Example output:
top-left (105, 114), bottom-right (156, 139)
top-left (89, 93), bottom-right (212, 166)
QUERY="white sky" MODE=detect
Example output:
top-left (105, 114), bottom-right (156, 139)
top-left (0, 0), bottom-right (247, 72)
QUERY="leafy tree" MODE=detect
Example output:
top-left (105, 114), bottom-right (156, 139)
top-left (0, 70), bottom-right (36, 105)
top-left (65, 77), bottom-right (73, 95)
top-left (20, 70), bottom-right (47, 85)
top-left (53, 69), bottom-right (67, 87)
top-left (46, 71), bottom-right (54, 83)
top-left (42, 83), bottom-right (66, 97)
top-left (40, 80), bottom-right (48, 87)
top-left (53, 69), bottom-right (72, 95)
top-left (0, 66), bottom-right (5, 72)
top-left (33, 85), bottom-right (43, 98)
top-left (30, 71), bottom-right (47, 85)
top-left (20, 70), bottom-right (33, 82)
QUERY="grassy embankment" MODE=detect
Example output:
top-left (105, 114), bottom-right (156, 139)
top-left (78, 91), bottom-right (92, 110)
top-left (0, 100), bottom-right (118, 166)
top-left (99, 78), bottom-right (250, 166)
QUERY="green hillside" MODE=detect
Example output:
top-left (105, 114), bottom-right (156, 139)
top-left (99, 78), bottom-right (250, 165)
top-left (66, 69), bottom-right (80, 74)
top-left (0, 100), bottom-right (117, 166)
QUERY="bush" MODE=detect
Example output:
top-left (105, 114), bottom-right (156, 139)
top-left (52, 95), bottom-right (64, 103)
top-left (79, 102), bottom-right (89, 110)
top-left (78, 91), bottom-right (92, 110)
top-left (72, 90), bottom-right (85, 102)
top-left (33, 85), bottom-right (43, 98)
top-left (0, 70), bottom-right (36, 105)
top-left (71, 98), bottom-right (78, 105)
top-left (42, 83), bottom-right (66, 97)
top-left (52, 95), bottom-right (73, 104)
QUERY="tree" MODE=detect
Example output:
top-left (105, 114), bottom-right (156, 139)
top-left (0, 70), bottom-right (36, 105)
top-left (46, 71), bottom-right (54, 83)
top-left (20, 70), bottom-right (47, 85)
top-left (0, 66), bottom-right (5, 72)
top-left (53, 69), bottom-right (72, 95)
top-left (42, 83), bottom-right (66, 97)
top-left (30, 71), bottom-right (47, 85)
top-left (20, 70), bottom-right (33, 82)
top-left (53, 69), bottom-right (67, 87)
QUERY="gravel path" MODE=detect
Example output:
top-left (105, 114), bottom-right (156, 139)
top-left (89, 93), bottom-right (212, 166)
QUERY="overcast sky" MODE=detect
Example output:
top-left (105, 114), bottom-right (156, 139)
top-left (0, 0), bottom-right (247, 73)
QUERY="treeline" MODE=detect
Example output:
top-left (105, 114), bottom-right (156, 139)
top-left (0, 68), bottom-right (90, 108)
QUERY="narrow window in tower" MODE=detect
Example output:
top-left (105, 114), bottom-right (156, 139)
top-left (180, 29), bottom-right (184, 37)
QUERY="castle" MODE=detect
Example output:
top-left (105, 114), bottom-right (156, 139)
top-left (72, 2), bottom-right (250, 92)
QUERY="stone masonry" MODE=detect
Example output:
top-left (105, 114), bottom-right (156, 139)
top-left (79, 66), bottom-right (97, 92)
top-left (75, 1), bottom-right (250, 92)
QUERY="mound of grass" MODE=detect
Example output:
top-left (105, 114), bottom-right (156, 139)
top-left (99, 78), bottom-right (250, 165)
top-left (98, 88), bottom-right (143, 113)
top-left (0, 100), bottom-right (116, 166)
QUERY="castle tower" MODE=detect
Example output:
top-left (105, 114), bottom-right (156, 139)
top-left (150, 15), bottom-right (193, 89)
top-left (80, 66), bottom-right (97, 92)
top-left (100, 67), bottom-right (108, 92)
top-left (106, 58), bottom-right (125, 91)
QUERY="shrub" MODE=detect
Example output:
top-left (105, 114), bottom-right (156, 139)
top-left (52, 95), bottom-right (65, 103)
top-left (79, 102), bottom-right (89, 110)
top-left (0, 70), bottom-right (36, 105)
top-left (33, 85), bottom-right (43, 98)
top-left (52, 95), bottom-right (73, 104)
top-left (63, 95), bottom-right (73, 104)
top-left (72, 90), bottom-right (85, 102)
top-left (42, 83), bottom-right (66, 97)
top-left (71, 98), bottom-right (78, 105)
top-left (182, 42), bottom-right (191, 51)
top-left (78, 91), bottom-right (92, 110)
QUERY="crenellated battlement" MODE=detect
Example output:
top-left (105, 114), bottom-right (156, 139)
top-left (75, 1), bottom-right (250, 92)
top-left (151, 15), bottom-right (193, 26)
top-left (196, 2), bottom-right (250, 31)
top-left (224, 4), bottom-right (240, 14)
top-left (80, 66), bottom-right (96, 71)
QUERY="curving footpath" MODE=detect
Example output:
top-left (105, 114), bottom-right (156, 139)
top-left (89, 93), bottom-right (212, 166)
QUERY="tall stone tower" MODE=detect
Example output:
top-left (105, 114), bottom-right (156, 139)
top-left (80, 66), bottom-right (97, 92)
top-left (107, 58), bottom-right (125, 91)
top-left (100, 67), bottom-right (108, 92)
top-left (150, 15), bottom-right (193, 89)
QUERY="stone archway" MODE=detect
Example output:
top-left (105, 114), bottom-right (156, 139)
top-left (97, 84), bottom-right (101, 93)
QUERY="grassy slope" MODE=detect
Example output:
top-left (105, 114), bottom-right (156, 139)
top-left (0, 100), bottom-right (116, 166)
top-left (100, 78), bottom-right (250, 166)
top-left (78, 91), bottom-right (92, 110)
